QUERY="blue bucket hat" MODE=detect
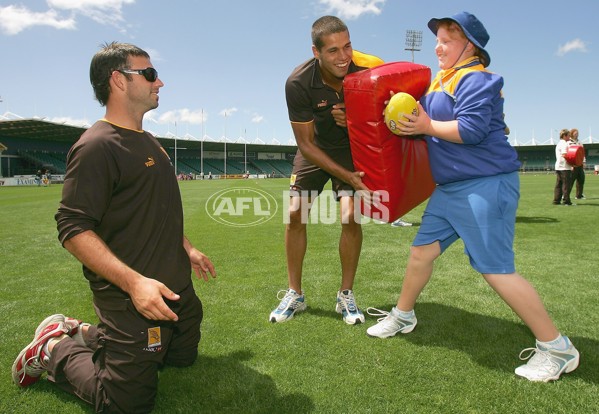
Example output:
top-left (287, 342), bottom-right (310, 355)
top-left (428, 11), bottom-right (490, 67)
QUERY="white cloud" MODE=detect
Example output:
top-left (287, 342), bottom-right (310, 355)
top-left (251, 114), bottom-right (264, 123)
top-left (219, 107), bottom-right (238, 117)
top-left (145, 111), bottom-right (160, 124)
top-left (49, 0), bottom-right (134, 28)
top-left (318, 0), bottom-right (385, 20)
top-left (0, 0), bottom-right (134, 35)
top-left (49, 0), bottom-right (133, 12)
top-left (556, 38), bottom-right (589, 56)
top-left (143, 48), bottom-right (163, 62)
top-left (155, 109), bottom-right (208, 125)
top-left (0, 5), bottom-right (76, 35)
top-left (49, 116), bottom-right (90, 127)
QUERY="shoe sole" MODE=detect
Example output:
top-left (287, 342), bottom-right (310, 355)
top-left (515, 350), bottom-right (580, 382)
top-left (269, 302), bottom-right (307, 323)
top-left (343, 316), bottom-right (365, 325)
top-left (12, 345), bottom-right (32, 386)
top-left (366, 320), bottom-right (417, 338)
top-left (335, 303), bottom-right (365, 325)
top-left (12, 316), bottom-right (66, 386)
top-left (545, 354), bottom-right (579, 382)
top-left (34, 314), bottom-right (65, 337)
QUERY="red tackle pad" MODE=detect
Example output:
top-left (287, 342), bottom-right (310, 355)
top-left (344, 61), bottom-right (436, 222)
top-left (565, 145), bottom-right (584, 167)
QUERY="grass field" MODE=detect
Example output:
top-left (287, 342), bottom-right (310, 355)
top-left (1, 174), bottom-right (598, 413)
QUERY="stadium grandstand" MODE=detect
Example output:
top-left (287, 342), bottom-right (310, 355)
top-left (1, 118), bottom-right (598, 182)
top-left (0, 118), bottom-right (297, 182)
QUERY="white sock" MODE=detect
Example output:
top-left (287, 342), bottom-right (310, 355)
top-left (537, 334), bottom-right (569, 351)
top-left (42, 341), bottom-right (52, 358)
top-left (392, 307), bottom-right (415, 320)
top-left (43, 334), bottom-right (67, 358)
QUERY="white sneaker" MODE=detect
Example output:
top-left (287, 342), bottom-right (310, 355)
top-left (514, 337), bottom-right (579, 382)
top-left (34, 314), bottom-right (86, 346)
top-left (391, 218), bottom-right (412, 227)
top-left (269, 289), bottom-right (306, 323)
top-left (366, 307), bottom-right (417, 338)
top-left (12, 318), bottom-right (69, 387)
top-left (336, 290), bottom-right (365, 325)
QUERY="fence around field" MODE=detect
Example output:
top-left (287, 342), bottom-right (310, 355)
top-left (6, 150), bottom-right (295, 179)
top-left (5, 149), bottom-right (599, 179)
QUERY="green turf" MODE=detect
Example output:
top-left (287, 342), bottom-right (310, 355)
top-left (1, 174), bottom-right (598, 413)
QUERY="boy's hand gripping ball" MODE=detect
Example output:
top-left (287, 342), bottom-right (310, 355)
top-left (384, 92), bottom-right (418, 135)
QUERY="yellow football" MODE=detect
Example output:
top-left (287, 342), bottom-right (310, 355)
top-left (383, 92), bottom-right (418, 135)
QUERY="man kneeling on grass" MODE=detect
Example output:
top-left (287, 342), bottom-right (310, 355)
top-left (12, 41), bottom-right (216, 413)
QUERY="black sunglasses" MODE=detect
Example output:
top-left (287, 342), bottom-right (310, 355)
top-left (117, 67), bottom-right (158, 82)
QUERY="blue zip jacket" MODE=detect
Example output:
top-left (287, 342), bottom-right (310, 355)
top-left (421, 57), bottom-right (520, 185)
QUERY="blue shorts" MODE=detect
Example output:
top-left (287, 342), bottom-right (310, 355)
top-left (413, 172), bottom-right (519, 274)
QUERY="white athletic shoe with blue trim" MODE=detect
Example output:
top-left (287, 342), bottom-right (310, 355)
top-left (391, 218), bottom-right (413, 227)
top-left (336, 290), bottom-right (365, 325)
top-left (514, 337), bottom-right (579, 382)
top-left (366, 307), bottom-right (417, 338)
top-left (269, 289), bottom-right (306, 323)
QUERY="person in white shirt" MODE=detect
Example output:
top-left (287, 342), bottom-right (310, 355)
top-left (553, 129), bottom-right (573, 205)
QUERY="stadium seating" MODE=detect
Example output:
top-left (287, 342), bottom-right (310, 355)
top-left (2, 130), bottom-right (596, 179)
top-left (17, 150), bottom-right (67, 174)
top-left (252, 159), bottom-right (292, 177)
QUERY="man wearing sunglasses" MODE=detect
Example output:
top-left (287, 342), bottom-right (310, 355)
top-left (12, 42), bottom-right (216, 413)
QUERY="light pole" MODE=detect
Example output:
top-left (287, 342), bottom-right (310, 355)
top-left (0, 142), bottom-right (5, 178)
top-left (174, 122), bottom-right (178, 176)
top-left (201, 109), bottom-right (204, 177)
top-left (224, 112), bottom-right (227, 179)
top-left (405, 30), bottom-right (422, 63)
top-left (551, 129), bottom-right (559, 145)
top-left (244, 128), bottom-right (248, 175)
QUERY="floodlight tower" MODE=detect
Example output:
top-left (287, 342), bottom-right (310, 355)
top-left (405, 30), bottom-right (423, 62)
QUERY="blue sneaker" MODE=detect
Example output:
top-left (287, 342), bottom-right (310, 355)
top-left (336, 290), bottom-right (365, 325)
top-left (269, 289), bottom-right (306, 323)
top-left (515, 337), bottom-right (579, 382)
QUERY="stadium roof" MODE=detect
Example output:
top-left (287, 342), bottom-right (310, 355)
top-left (0, 118), bottom-right (87, 143)
top-left (2, 118), bottom-right (596, 154)
top-left (0, 118), bottom-right (298, 153)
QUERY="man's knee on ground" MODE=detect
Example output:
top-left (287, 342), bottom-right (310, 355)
top-left (165, 348), bottom-right (198, 367)
top-left (102, 386), bottom-right (157, 414)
